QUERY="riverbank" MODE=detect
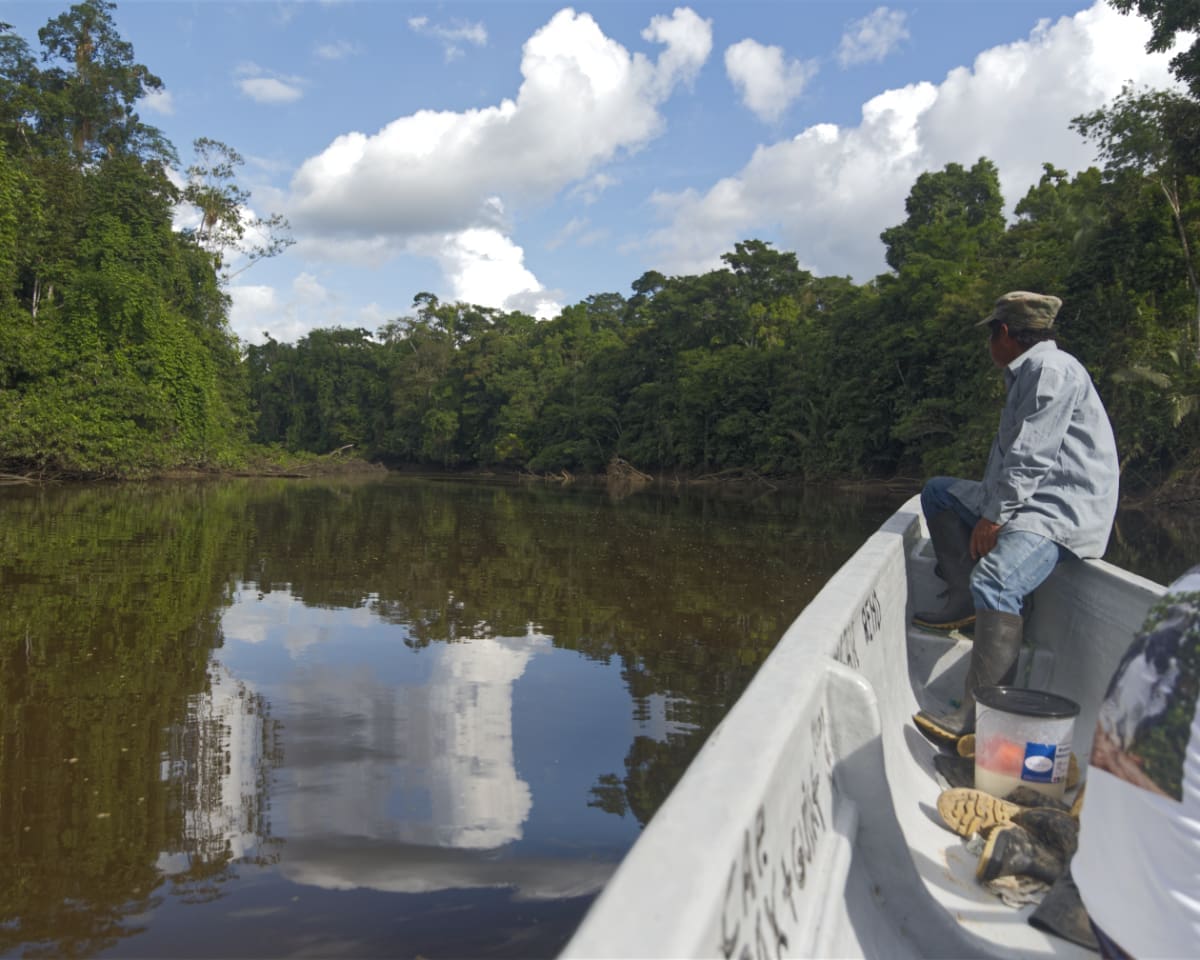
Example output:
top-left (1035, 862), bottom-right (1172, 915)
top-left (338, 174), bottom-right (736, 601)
top-left (382, 461), bottom-right (1196, 514)
top-left (0, 447), bottom-right (390, 484)
top-left (5, 450), bottom-right (1197, 515)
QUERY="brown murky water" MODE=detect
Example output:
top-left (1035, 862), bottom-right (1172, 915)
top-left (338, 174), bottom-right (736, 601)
top-left (0, 477), bottom-right (1173, 958)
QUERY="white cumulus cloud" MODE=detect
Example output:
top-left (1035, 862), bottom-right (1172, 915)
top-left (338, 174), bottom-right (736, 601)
top-left (838, 6), bottom-right (910, 67)
top-left (647, 1), bottom-right (1179, 282)
top-left (411, 228), bottom-right (562, 319)
top-left (725, 39), bottom-right (818, 122)
top-left (287, 7), bottom-right (711, 315)
top-left (229, 284), bottom-right (281, 343)
top-left (229, 274), bottom-right (347, 344)
top-left (642, 7), bottom-right (712, 96)
top-left (290, 8), bottom-right (711, 239)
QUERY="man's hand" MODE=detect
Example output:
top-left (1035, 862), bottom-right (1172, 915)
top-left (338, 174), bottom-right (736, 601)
top-left (970, 518), bottom-right (1002, 560)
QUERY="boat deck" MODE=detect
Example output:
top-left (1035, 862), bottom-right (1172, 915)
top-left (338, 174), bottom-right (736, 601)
top-left (898, 620), bottom-right (1088, 958)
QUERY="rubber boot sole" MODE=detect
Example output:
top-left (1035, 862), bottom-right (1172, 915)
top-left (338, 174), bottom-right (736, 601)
top-left (937, 788), bottom-right (1021, 837)
top-left (914, 710), bottom-right (969, 745)
top-left (912, 612), bottom-right (977, 631)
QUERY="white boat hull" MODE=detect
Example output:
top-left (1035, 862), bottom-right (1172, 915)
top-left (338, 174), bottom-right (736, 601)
top-left (563, 495), bottom-right (1164, 959)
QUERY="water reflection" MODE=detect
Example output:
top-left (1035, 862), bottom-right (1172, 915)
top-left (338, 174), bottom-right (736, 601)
top-left (159, 665), bottom-right (277, 904)
top-left (0, 478), bottom-right (902, 957)
top-left (0, 483), bottom-right (236, 957)
top-left (218, 588), bottom-right (620, 907)
top-left (267, 624), bottom-right (543, 852)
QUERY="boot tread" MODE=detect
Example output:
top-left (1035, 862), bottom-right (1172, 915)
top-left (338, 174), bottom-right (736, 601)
top-left (914, 710), bottom-right (970, 745)
top-left (937, 787), bottom-right (1021, 837)
top-left (912, 612), bottom-right (977, 630)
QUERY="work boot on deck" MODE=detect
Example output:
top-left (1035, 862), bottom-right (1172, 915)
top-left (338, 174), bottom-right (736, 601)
top-left (937, 786), bottom-right (1075, 839)
top-left (913, 609), bottom-right (1023, 744)
top-left (913, 510), bottom-right (977, 630)
top-left (976, 819), bottom-right (1071, 885)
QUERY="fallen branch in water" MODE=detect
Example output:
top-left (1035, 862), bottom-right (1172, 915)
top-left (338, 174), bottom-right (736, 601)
top-left (606, 457), bottom-right (652, 483)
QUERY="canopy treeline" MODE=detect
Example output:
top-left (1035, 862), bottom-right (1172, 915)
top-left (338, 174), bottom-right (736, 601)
top-left (3, 0), bottom-right (1200, 487)
top-left (246, 150), bottom-right (1200, 489)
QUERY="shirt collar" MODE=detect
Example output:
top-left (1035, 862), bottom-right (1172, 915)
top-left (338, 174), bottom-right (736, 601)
top-left (1004, 339), bottom-right (1056, 386)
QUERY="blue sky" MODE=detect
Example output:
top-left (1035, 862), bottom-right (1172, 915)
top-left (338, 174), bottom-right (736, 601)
top-left (4, 1), bottom-right (1181, 342)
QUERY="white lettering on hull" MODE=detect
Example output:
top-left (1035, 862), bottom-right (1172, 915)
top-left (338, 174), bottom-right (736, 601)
top-left (717, 588), bottom-right (879, 959)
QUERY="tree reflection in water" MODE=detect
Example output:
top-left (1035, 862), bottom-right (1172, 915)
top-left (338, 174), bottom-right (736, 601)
top-left (0, 483), bottom-right (271, 956)
top-left (160, 665), bottom-right (281, 906)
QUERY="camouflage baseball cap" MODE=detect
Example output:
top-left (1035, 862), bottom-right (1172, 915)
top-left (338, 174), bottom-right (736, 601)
top-left (976, 291), bottom-right (1062, 331)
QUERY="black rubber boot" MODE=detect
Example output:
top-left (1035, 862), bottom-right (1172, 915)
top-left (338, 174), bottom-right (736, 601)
top-left (976, 822), bottom-right (1067, 885)
top-left (913, 510), bottom-right (977, 630)
top-left (914, 609), bottom-right (1023, 744)
top-left (1010, 807), bottom-right (1079, 857)
top-left (1028, 870), bottom-right (1100, 951)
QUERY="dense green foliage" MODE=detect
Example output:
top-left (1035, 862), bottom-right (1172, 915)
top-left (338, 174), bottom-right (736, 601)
top-left (244, 155), bottom-right (1200, 488)
top-left (3, 0), bottom-right (1200, 487)
top-left (0, 2), bottom-right (258, 477)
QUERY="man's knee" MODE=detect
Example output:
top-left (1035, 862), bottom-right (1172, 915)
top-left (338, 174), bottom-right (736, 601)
top-left (969, 534), bottom-right (1062, 614)
top-left (969, 558), bottom-right (1010, 608)
top-left (921, 476), bottom-right (961, 518)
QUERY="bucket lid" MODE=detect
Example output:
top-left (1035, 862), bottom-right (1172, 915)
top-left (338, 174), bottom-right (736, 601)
top-left (975, 686), bottom-right (1080, 719)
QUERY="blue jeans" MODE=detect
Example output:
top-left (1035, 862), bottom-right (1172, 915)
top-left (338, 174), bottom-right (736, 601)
top-left (922, 476), bottom-right (1067, 615)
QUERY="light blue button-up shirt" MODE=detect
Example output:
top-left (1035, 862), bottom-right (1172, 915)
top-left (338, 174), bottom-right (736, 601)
top-left (949, 340), bottom-right (1119, 558)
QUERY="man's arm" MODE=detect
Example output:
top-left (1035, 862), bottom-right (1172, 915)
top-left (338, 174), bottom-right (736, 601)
top-left (976, 364), bottom-right (1079, 554)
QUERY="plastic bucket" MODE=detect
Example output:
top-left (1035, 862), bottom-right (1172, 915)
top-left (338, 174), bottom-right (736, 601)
top-left (974, 686), bottom-right (1081, 800)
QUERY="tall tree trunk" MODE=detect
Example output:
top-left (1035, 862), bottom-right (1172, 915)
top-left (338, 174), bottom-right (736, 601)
top-left (1159, 177), bottom-right (1200, 361)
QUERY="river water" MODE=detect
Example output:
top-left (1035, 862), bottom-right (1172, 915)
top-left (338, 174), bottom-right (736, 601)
top-left (0, 477), bottom-right (1178, 958)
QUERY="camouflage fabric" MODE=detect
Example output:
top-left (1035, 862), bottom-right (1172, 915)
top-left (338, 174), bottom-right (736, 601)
top-left (1091, 565), bottom-right (1200, 802)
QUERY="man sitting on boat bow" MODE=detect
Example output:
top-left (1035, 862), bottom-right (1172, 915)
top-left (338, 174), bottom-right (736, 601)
top-left (913, 291), bottom-right (1120, 744)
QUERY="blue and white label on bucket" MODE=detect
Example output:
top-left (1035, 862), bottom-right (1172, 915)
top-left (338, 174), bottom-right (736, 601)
top-left (1021, 742), bottom-right (1059, 783)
